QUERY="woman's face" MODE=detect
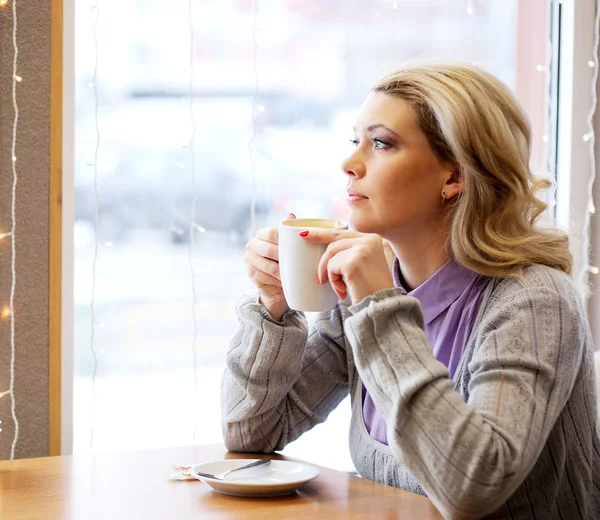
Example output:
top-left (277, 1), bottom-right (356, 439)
top-left (342, 92), bottom-right (455, 239)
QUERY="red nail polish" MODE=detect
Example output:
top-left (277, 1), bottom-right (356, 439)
top-left (299, 231), bottom-right (309, 237)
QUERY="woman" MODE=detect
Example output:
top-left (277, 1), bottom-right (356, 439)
top-left (221, 62), bottom-right (600, 519)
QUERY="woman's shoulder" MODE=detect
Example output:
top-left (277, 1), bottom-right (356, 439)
top-left (473, 265), bottom-right (592, 366)
top-left (486, 264), bottom-right (583, 316)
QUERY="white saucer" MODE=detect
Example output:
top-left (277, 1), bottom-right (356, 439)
top-left (191, 459), bottom-right (320, 497)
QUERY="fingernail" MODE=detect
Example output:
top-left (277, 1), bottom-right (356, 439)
top-left (317, 276), bottom-right (321, 285)
top-left (289, 213), bottom-right (296, 219)
top-left (299, 231), bottom-right (309, 237)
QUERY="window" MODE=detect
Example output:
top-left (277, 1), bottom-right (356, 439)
top-left (73, 0), bottom-right (555, 470)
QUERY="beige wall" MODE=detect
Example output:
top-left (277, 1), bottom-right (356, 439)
top-left (0, 1), bottom-right (51, 459)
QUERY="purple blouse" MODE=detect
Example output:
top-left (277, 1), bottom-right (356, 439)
top-left (362, 258), bottom-right (488, 445)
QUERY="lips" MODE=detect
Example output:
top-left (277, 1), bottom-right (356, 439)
top-left (346, 189), bottom-right (368, 203)
top-left (346, 189), bottom-right (367, 198)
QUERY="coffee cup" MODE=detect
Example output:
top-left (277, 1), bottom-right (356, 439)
top-left (279, 218), bottom-right (347, 312)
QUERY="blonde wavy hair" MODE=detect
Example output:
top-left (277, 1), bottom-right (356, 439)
top-left (373, 61), bottom-right (572, 277)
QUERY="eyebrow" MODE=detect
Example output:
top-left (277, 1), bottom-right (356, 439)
top-left (353, 124), bottom-right (401, 138)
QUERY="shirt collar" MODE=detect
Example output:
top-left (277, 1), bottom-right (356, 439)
top-left (392, 258), bottom-right (481, 325)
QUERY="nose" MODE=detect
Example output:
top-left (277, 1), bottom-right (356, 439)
top-left (341, 148), bottom-right (366, 179)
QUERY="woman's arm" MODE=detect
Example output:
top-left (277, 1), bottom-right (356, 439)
top-left (344, 283), bottom-right (585, 520)
top-left (221, 294), bottom-right (350, 453)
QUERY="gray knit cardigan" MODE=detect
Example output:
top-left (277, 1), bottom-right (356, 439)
top-left (221, 265), bottom-right (600, 519)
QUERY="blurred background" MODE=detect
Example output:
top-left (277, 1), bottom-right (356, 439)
top-left (73, 0), bottom-right (553, 471)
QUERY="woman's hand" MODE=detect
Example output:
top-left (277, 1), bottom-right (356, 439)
top-left (244, 214), bottom-right (295, 321)
top-left (300, 229), bottom-right (395, 304)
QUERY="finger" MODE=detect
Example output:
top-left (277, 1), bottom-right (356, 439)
top-left (299, 228), bottom-right (359, 244)
top-left (317, 238), bottom-right (361, 284)
top-left (256, 227), bottom-right (279, 245)
top-left (329, 272), bottom-right (347, 300)
top-left (245, 249), bottom-right (281, 281)
top-left (252, 239), bottom-right (279, 262)
top-left (249, 267), bottom-right (282, 288)
top-left (245, 259), bottom-right (282, 287)
top-left (326, 252), bottom-right (349, 300)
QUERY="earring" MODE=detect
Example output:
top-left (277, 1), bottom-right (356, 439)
top-left (441, 192), bottom-right (447, 203)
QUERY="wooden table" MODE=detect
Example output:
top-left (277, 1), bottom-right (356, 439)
top-left (0, 444), bottom-right (442, 519)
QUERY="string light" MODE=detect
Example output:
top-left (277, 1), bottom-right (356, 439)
top-left (14, 75), bottom-right (21, 82)
top-left (542, 0), bottom-right (554, 211)
top-left (536, 64), bottom-right (548, 72)
top-left (579, 0), bottom-right (600, 300)
top-left (249, 0), bottom-right (259, 238)
top-left (89, 0), bottom-right (101, 451)
top-left (589, 61), bottom-right (596, 68)
top-left (466, 0), bottom-right (474, 15)
top-left (5, 0), bottom-right (20, 459)
top-left (344, 4), bottom-right (351, 121)
top-left (0, 0), bottom-right (9, 6)
top-left (187, 0), bottom-right (199, 446)
top-left (389, 0), bottom-right (399, 48)
top-left (0, 231), bottom-right (13, 240)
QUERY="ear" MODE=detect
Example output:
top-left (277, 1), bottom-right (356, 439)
top-left (441, 166), bottom-right (463, 201)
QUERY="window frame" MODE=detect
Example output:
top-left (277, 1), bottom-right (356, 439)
top-left (56, 0), bottom-right (600, 455)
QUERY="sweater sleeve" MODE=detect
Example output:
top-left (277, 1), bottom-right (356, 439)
top-left (344, 285), bottom-right (584, 520)
top-left (221, 293), bottom-right (350, 453)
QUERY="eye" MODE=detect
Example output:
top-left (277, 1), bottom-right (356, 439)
top-left (349, 138), bottom-right (359, 147)
top-left (373, 138), bottom-right (391, 150)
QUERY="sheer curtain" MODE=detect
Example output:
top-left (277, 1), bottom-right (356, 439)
top-left (72, 0), bottom-right (554, 471)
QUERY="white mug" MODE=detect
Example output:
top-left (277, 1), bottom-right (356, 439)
top-left (279, 218), bottom-right (347, 313)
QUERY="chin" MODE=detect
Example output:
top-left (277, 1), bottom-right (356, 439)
top-left (348, 213), bottom-right (382, 235)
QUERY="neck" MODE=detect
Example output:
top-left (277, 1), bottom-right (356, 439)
top-left (387, 223), bottom-right (449, 291)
